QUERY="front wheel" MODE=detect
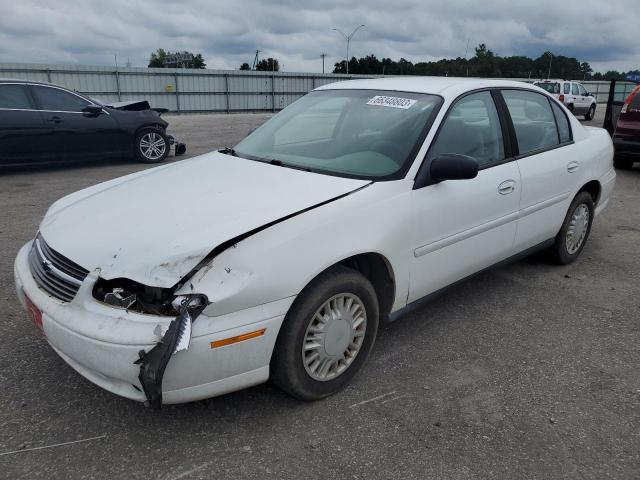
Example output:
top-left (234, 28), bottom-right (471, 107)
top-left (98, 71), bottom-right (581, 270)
top-left (134, 128), bottom-right (169, 164)
top-left (550, 191), bottom-right (594, 265)
top-left (585, 104), bottom-right (595, 121)
top-left (270, 266), bottom-right (379, 401)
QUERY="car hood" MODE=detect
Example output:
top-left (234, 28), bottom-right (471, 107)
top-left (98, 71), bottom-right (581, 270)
top-left (40, 152), bottom-right (370, 288)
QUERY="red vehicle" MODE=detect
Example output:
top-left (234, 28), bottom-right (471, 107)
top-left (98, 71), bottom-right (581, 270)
top-left (613, 85), bottom-right (640, 169)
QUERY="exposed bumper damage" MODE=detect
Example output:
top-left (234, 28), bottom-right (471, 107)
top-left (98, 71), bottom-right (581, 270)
top-left (168, 135), bottom-right (186, 156)
top-left (135, 310), bottom-right (192, 408)
top-left (95, 282), bottom-right (207, 408)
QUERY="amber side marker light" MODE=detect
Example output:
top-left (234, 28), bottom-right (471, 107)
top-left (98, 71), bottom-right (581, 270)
top-left (210, 328), bottom-right (266, 349)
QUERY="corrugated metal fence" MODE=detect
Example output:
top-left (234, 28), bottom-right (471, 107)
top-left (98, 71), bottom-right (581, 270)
top-left (0, 63), bottom-right (370, 113)
top-left (0, 63), bottom-right (634, 113)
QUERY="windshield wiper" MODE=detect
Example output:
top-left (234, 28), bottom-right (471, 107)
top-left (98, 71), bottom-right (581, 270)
top-left (220, 147), bottom-right (239, 157)
top-left (268, 159), bottom-right (312, 172)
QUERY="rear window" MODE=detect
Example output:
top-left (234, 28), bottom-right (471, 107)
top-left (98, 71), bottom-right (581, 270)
top-left (0, 84), bottom-right (32, 109)
top-left (535, 82), bottom-right (560, 94)
top-left (627, 86), bottom-right (640, 111)
top-left (551, 102), bottom-right (572, 143)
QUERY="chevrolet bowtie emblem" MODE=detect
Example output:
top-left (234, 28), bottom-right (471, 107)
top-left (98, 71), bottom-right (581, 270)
top-left (41, 258), bottom-right (52, 273)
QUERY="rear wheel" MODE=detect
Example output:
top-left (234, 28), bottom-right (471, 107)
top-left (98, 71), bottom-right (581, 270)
top-left (585, 104), bottom-right (595, 121)
top-left (270, 266), bottom-right (379, 401)
top-left (614, 155), bottom-right (635, 169)
top-left (550, 191), bottom-right (594, 265)
top-left (134, 128), bottom-right (169, 164)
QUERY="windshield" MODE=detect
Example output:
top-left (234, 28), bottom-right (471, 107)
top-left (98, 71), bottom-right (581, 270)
top-left (233, 89), bottom-right (442, 179)
top-left (534, 82), bottom-right (560, 94)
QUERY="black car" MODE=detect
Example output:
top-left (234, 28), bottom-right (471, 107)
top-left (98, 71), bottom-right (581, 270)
top-left (0, 79), bottom-right (176, 167)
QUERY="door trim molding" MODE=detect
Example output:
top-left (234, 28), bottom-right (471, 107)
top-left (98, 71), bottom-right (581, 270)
top-left (413, 191), bottom-right (570, 258)
top-left (414, 210), bottom-right (520, 258)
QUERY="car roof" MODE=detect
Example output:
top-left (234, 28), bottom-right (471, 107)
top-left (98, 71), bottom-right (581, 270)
top-left (315, 76), bottom-right (543, 98)
top-left (0, 78), bottom-right (61, 87)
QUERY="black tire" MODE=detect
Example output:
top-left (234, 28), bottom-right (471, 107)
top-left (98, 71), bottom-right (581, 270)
top-left (550, 191), bottom-right (594, 265)
top-left (614, 155), bottom-right (634, 169)
top-left (271, 265), bottom-right (379, 401)
top-left (134, 127), bottom-right (169, 164)
top-left (567, 103), bottom-right (575, 113)
top-left (585, 104), bottom-right (595, 121)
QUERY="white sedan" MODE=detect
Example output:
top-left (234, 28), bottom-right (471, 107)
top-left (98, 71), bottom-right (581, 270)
top-left (14, 77), bottom-right (616, 407)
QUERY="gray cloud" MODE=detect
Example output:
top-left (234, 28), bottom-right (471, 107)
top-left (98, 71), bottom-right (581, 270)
top-left (0, 0), bottom-right (638, 73)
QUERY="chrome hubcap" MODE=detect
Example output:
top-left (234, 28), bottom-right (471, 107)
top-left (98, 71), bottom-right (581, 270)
top-left (566, 203), bottom-right (590, 254)
top-left (302, 293), bottom-right (367, 381)
top-left (139, 132), bottom-right (166, 160)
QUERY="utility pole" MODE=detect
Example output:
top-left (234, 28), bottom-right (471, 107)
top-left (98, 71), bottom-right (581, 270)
top-left (321, 53), bottom-right (327, 74)
top-left (464, 38), bottom-right (470, 76)
top-left (332, 24), bottom-right (365, 75)
top-left (547, 52), bottom-right (553, 79)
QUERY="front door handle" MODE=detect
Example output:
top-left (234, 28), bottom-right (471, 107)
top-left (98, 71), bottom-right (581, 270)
top-left (47, 116), bottom-right (63, 124)
top-left (567, 161), bottom-right (580, 173)
top-left (498, 180), bottom-right (516, 195)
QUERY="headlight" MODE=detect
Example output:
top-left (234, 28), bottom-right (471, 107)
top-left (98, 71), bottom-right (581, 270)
top-left (93, 277), bottom-right (207, 316)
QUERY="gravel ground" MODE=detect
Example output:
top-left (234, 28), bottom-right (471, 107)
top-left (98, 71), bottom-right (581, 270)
top-left (0, 105), bottom-right (639, 480)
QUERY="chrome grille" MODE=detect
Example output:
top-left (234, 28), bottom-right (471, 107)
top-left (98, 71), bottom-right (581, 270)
top-left (28, 234), bottom-right (89, 302)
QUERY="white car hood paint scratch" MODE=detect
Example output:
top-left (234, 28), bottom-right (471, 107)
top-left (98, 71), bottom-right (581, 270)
top-left (39, 151), bottom-right (370, 288)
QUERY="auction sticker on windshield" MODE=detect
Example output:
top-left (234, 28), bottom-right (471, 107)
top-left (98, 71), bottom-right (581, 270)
top-left (366, 95), bottom-right (417, 109)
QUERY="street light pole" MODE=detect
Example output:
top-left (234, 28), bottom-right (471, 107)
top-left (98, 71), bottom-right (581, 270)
top-left (332, 24), bottom-right (365, 75)
top-left (547, 52), bottom-right (553, 79)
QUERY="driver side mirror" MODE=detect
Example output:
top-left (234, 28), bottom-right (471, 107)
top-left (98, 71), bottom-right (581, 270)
top-left (82, 104), bottom-right (103, 117)
top-left (414, 153), bottom-right (479, 189)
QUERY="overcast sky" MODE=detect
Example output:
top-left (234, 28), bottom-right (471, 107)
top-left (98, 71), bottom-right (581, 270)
top-left (0, 0), bottom-right (638, 74)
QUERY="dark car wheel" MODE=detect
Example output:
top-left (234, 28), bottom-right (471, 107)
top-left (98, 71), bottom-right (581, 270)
top-left (271, 265), bottom-right (379, 401)
top-left (614, 155), bottom-right (635, 169)
top-left (585, 104), bottom-right (595, 121)
top-left (134, 128), bottom-right (169, 164)
top-left (550, 191), bottom-right (594, 265)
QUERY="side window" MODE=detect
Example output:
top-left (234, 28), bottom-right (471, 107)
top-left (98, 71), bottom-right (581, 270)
top-left (0, 84), bottom-right (33, 109)
top-left (427, 91), bottom-right (504, 168)
top-left (563, 83), bottom-right (571, 94)
top-left (502, 90), bottom-right (559, 155)
top-left (571, 83), bottom-right (579, 95)
top-left (578, 84), bottom-right (587, 96)
top-left (551, 102), bottom-right (572, 143)
top-left (31, 86), bottom-right (89, 112)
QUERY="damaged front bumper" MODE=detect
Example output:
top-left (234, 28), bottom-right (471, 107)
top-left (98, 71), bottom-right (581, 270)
top-left (167, 135), bottom-right (186, 156)
top-left (14, 242), bottom-right (293, 406)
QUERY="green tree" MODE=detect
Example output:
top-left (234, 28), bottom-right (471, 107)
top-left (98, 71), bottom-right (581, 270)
top-left (239, 63), bottom-right (251, 70)
top-left (148, 48), bottom-right (168, 68)
top-left (580, 62), bottom-right (593, 80)
top-left (148, 49), bottom-right (206, 69)
top-left (256, 58), bottom-right (280, 71)
top-left (330, 45), bottom-right (604, 79)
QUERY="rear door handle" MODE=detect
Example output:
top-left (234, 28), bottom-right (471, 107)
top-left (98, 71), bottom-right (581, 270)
top-left (47, 116), bottom-right (63, 124)
top-left (498, 180), bottom-right (516, 195)
top-left (567, 161), bottom-right (580, 173)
